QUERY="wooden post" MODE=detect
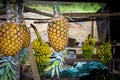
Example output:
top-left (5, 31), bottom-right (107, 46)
top-left (28, 43), bottom-right (41, 80)
top-left (91, 17), bottom-right (94, 38)
top-left (108, 21), bottom-right (111, 42)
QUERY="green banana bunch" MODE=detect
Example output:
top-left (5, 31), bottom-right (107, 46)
top-left (97, 42), bottom-right (112, 63)
top-left (31, 24), bottom-right (52, 75)
top-left (82, 34), bottom-right (95, 59)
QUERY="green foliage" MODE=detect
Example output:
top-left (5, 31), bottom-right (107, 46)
top-left (0, 57), bottom-right (16, 80)
top-left (81, 34), bottom-right (95, 59)
top-left (26, 2), bottom-right (104, 13)
top-left (60, 3), bottom-right (103, 13)
top-left (97, 42), bottom-right (112, 63)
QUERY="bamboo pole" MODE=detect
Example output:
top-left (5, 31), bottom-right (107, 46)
top-left (91, 17), bottom-right (94, 38)
top-left (28, 43), bottom-right (41, 80)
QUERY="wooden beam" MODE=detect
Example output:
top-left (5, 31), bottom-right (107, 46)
top-left (62, 12), bottom-right (120, 18)
top-left (91, 19), bottom-right (94, 38)
top-left (0, 16), bottom-right (119, 22)
top-left (33, 17), bottom-right (120, 24)
top-left (24, 6), bottom-right (53, 17)
top-left (28, 0), bottom-right (108, 3)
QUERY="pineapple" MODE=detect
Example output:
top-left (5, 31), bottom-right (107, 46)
top-left (0, 22), bottom-right (30, 56)
top-left (47, 3), bottom-right (69, 51)
top-left (22, 24), bottom-right (31, 48)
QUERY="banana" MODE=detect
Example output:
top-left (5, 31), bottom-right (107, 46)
top-left (82, 34), bottom-right (95, 59)
top-left (31, 24), bottom-right (52, 75)
top-left (97, 42), bottom-right (112, 63)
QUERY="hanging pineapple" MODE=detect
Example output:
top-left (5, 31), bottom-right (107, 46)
top-left (0, 1), bottom-right (30, 80)
top-left (0, 23), bottom-right (23, 56)
top-left (47, 3), bottom-right (70, 51)
top-left (0, 23), bottom-right (30, 56)
top-left (0, 1), bottom-right (31, 56)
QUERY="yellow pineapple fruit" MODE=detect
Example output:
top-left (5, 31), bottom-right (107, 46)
top-left (0, 22), bottom-right (23, 56)
top-left (0, 22), bottom-right (31, 56)
top-left (22, 24), bottom-right (31, 48)
top-left (47, 3), bottom-right (69, 51)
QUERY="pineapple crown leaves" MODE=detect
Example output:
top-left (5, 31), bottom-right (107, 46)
top-left (53, 1), bottom-right (61, 16)
top-left (20, 48), bottom-right (29, 65)
top-left (0, 57), bottom-right (17, 80)
top-left (44, 52), bottom-right (64, 77)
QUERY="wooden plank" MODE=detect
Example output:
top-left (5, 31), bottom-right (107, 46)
top-left (91, 19), bottom-right (94, 38)
top-left (62, 12), bottom-right (120, 18)
top-left (65, 58), bottom-right (120, 65)
top-left (28, 43), bottom-right (41, 80)
top-left (32, 16), bottom-right (120, 23)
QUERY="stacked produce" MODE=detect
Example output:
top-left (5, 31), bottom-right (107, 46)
top-left (47, 3), bottom-right (69, 52)
top-left (81, 34), bottom-right (95, 59)
top-left (31, 24), bottom-right (52, 75)
top-left (0, 22), bottom-right (30, 56)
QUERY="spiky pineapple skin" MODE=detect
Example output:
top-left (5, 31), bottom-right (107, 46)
top-left (22, 24), bottom-right (31, 48)
top-left (0, 23), bottom-right (23, 56)
top-left (48, 15), bottom-right (69, 51)
top-left (0, 22), bottom-right (31, 56)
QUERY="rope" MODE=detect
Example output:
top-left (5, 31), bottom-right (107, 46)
top-left (57, 0), bottom-right (60, 13)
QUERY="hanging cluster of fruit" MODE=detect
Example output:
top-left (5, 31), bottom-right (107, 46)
top-left (81, 34), bottom-right (95, 59)
top-left (97, 33), bottom-right (112, 63)
top-left (97, 42), bottom-right (112, 63)
top-left (31, 24), bottom-right (52, 75)
top-left (0, 0), bottom-right (31, 57)
top-left (0, 0), bottom-right (30, 80)
top-left (47, 3), bottom-right (70, 52)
